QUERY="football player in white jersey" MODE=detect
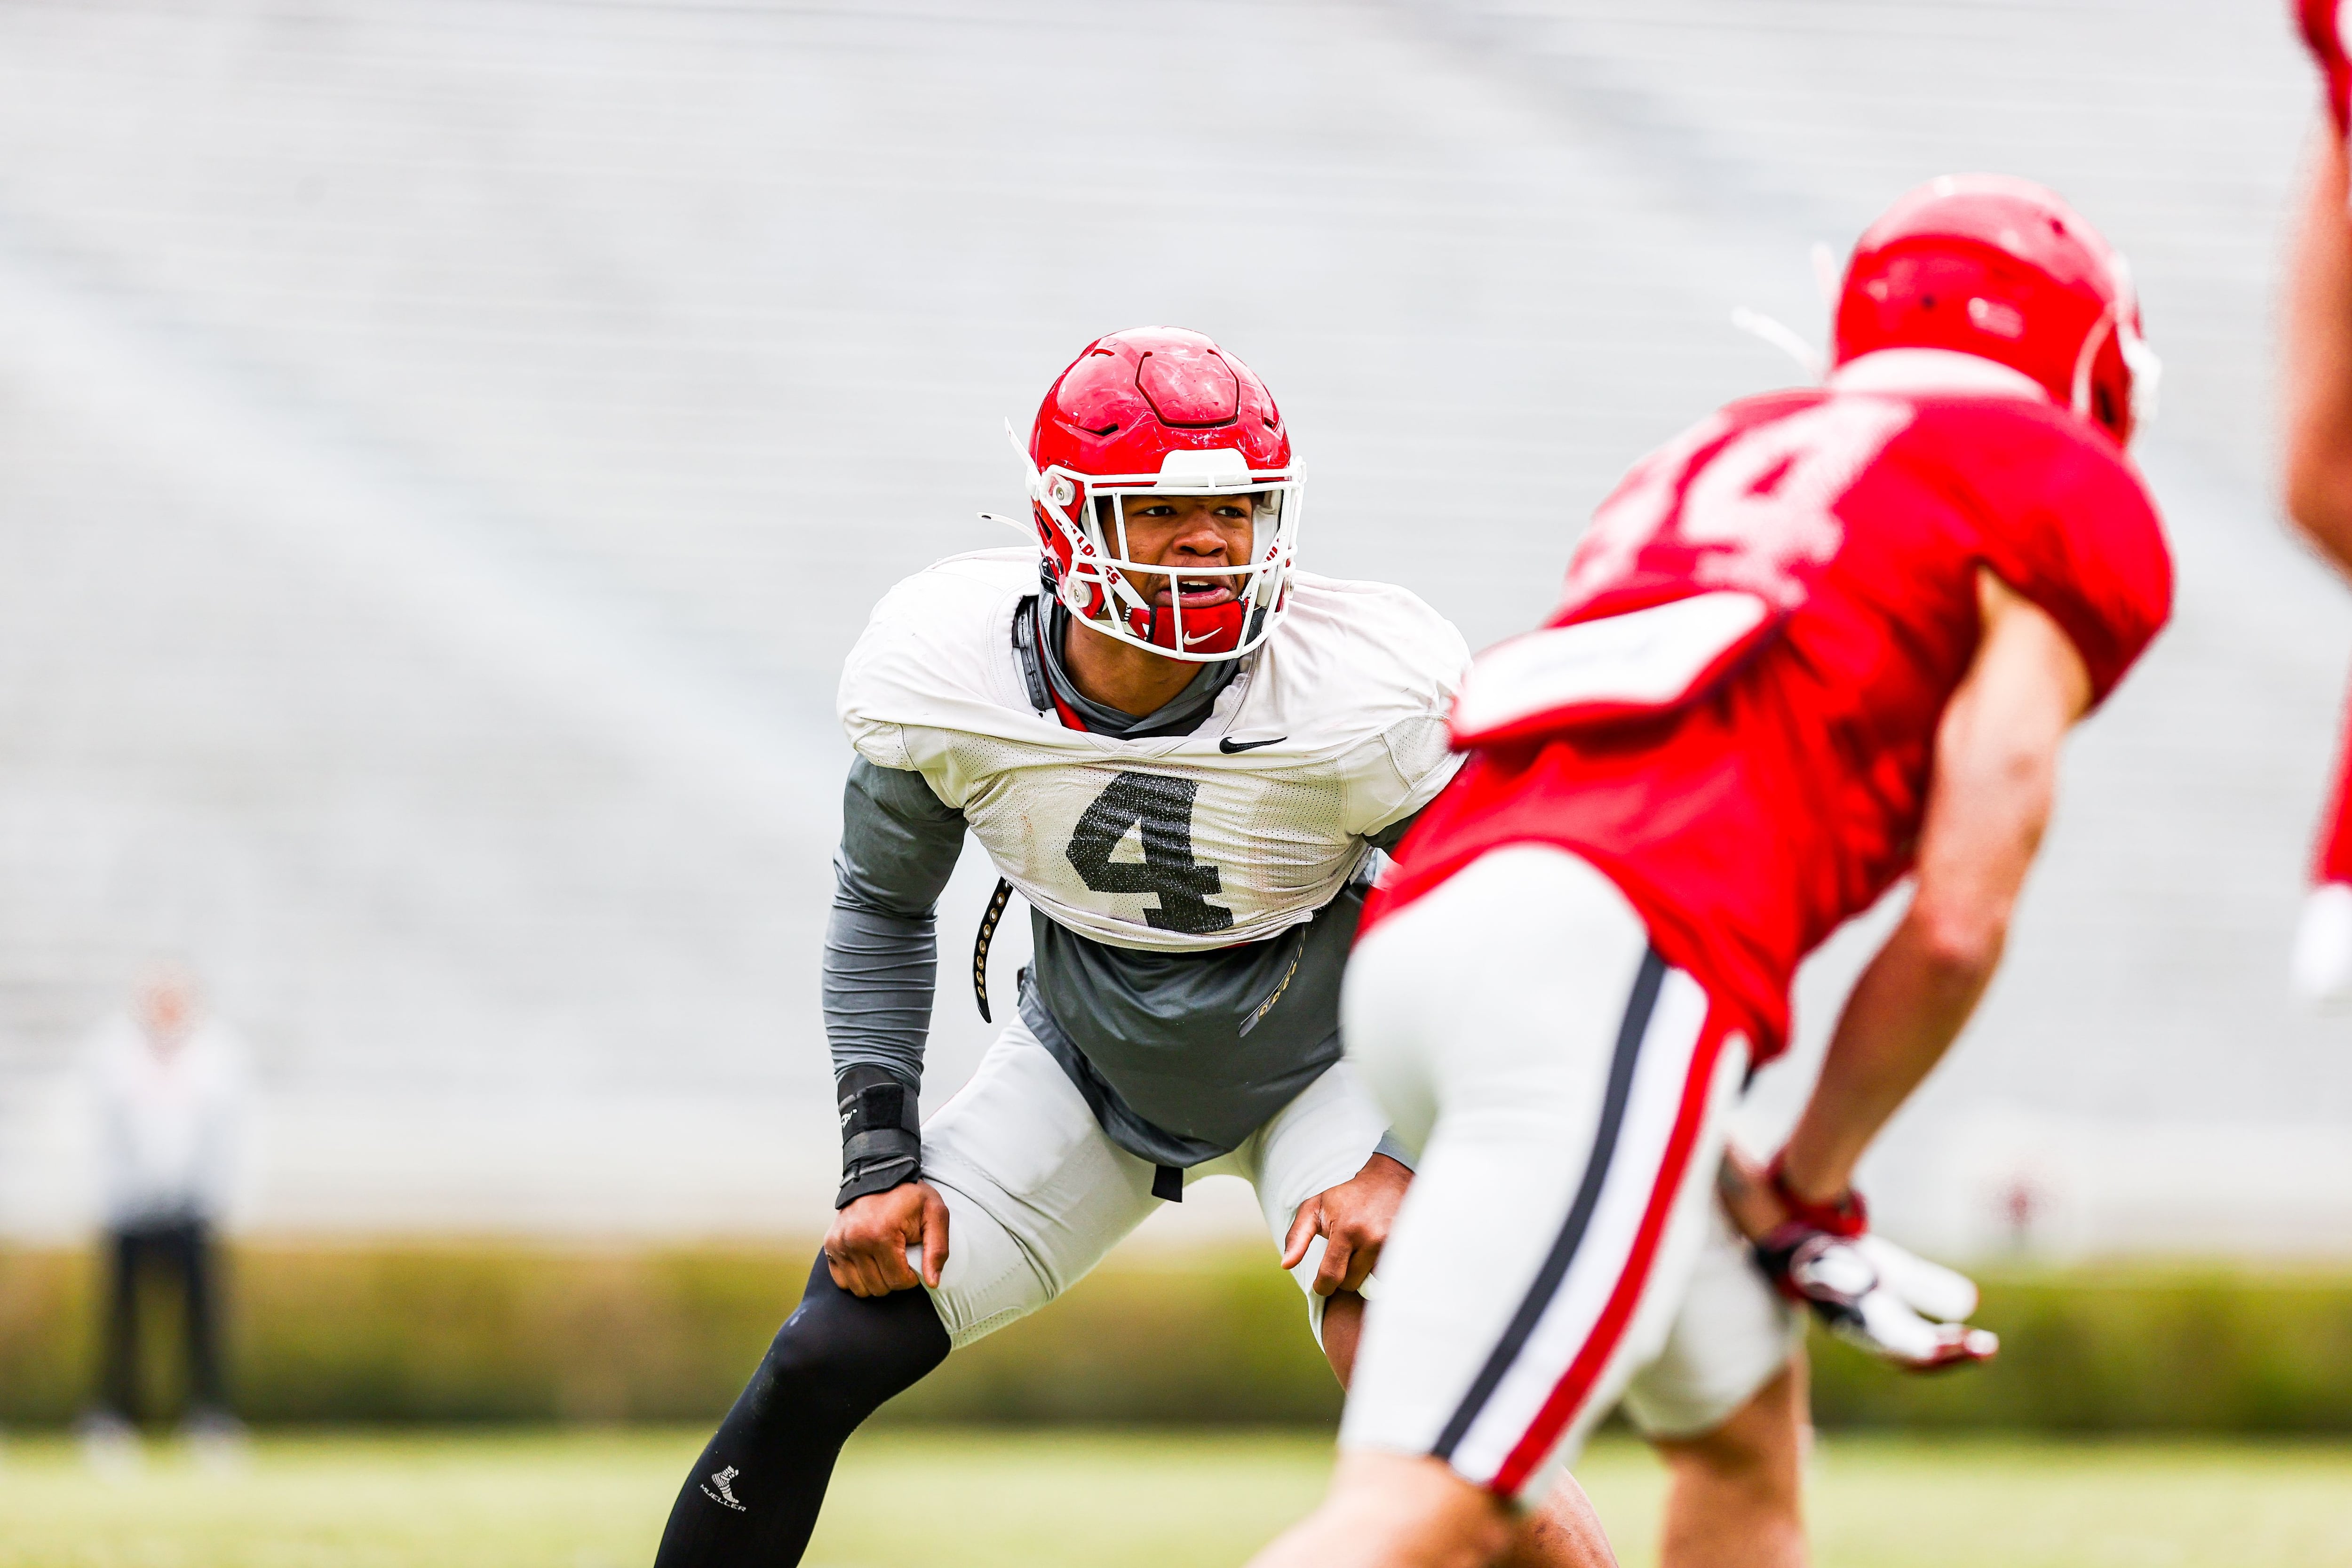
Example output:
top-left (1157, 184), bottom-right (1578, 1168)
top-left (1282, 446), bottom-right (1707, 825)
top-left (652, 326), bottom-right (1618, 1568)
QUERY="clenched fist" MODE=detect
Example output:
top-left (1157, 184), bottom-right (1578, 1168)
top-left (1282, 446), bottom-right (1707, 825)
top-left (825, 1181), bottom-right (951, 1298)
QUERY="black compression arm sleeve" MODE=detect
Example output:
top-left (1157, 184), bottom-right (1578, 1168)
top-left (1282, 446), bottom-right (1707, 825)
top-left (823, 760), bottom-right (966, 1202)
top-left (823, 759), bottom-right (966, 1090)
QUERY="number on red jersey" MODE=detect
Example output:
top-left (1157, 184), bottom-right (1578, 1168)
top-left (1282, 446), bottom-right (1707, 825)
top-left (1562, 398), bottom-right (1914, 617)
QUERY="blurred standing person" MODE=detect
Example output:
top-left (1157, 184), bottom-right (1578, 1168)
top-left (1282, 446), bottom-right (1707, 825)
top-left (79, 965), bottom-right (248, 1465)
top-left (2285, 0), bottom-right (2352, 1000)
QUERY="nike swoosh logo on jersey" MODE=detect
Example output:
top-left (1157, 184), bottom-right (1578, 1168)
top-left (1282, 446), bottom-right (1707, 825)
top-left (1219, 735), bottom-right (1286, 753)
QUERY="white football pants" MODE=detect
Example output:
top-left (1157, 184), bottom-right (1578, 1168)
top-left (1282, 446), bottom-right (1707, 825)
top-left (1339, 844), bottom-right (1799, 1505)
top-left (918, 1019), bottom-right (1390, 1349)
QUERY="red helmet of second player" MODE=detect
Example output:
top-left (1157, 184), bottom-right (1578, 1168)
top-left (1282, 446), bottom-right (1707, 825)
top-left (1834, 174), bottom-right (2158, 444)
top-left (1022, 326), bottom-right (1303, 662)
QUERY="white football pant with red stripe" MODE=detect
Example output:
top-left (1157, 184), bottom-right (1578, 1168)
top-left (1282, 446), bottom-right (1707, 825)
top-left (1339, 845), bottom-right (1798, 1504)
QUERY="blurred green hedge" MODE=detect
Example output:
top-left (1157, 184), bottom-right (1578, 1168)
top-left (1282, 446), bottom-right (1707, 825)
top-left (1811, 1268), bottom-right (2352, 1433)
top-left (4, 1242), bottom-right (2351, 1431)
top-left (0, 1240), bottom-right (1338, 1427)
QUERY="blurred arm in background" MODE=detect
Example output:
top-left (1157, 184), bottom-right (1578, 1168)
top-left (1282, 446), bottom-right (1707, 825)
top-left (2280, 92), bottom-right (2352, 1005)
top-left (2284, 125), bottom-right (2352, 577)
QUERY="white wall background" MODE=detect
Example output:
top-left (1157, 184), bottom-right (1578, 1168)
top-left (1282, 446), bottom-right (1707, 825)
top-left (0, 0), bottom-right (2340, 1259)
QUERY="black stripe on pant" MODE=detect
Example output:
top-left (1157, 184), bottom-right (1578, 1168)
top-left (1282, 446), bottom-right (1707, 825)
top-left (1432, 947), bottom-right (1667, 1460)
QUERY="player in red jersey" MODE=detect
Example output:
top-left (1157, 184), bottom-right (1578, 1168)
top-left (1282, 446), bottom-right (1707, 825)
top-left (1245, 175), bottom-right (2172, 1568)
top-left (2286, 0), bottom-right (2352, 999)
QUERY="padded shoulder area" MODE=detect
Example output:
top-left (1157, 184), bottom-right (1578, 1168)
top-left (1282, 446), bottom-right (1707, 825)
top-left (838, 549), bottom-right (1035, 761)
top-left (1277, 572), bottom-right (1472, 699)
top-left (864, 549), bottom-right (1036, 643)
top-left (1899, 399), bottom-right (2173, 704)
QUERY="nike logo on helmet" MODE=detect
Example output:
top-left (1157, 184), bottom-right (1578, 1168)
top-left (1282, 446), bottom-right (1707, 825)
top-left (1219, 735), bottom-right (1285, 754)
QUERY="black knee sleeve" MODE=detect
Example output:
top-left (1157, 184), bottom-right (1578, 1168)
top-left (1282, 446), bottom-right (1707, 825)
top-left (653, 1252), bottom-right (950, 1567)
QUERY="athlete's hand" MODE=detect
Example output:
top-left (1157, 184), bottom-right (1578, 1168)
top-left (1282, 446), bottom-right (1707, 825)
top-left (1282, 1154), bottom-right (1411, 1297)
top-left (824, 1181), bottom-right (950, 1298)
top-left (1754, 1223), bottom-right (1999, 1372)
top-left (1722, 1147), bottom-right (1995, 1371)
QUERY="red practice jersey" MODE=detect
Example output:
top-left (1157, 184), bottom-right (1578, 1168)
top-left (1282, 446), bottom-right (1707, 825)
top-left (1366, 353), bottom-right (2173, 1064)
top-left (2303, 0), bottom-right (2351, 138)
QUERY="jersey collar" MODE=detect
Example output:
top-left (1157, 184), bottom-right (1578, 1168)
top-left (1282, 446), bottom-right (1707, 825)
top-left (1826, 348), bottom-right (2050, 404)
top-left (1017, 593), bottom-right (1240, 738)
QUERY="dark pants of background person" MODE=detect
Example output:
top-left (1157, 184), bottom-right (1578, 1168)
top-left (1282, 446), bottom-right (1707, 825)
top-left (99, 1216), bottom-right (229, 1422)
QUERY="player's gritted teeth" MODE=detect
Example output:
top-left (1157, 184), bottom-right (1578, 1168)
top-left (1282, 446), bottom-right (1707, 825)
top-left (1159, 576), bottom-right (1238, 609)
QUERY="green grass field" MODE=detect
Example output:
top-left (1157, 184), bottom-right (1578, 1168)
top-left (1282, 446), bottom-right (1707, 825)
top-left (0, 1427), bottom-right (2346, 1568)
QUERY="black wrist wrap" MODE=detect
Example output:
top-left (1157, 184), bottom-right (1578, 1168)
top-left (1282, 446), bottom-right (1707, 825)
top-left (835, 1065), bottom-right (922, 1209)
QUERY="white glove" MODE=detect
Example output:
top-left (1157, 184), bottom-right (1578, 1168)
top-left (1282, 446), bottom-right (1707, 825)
top-left (1756, 1224), bottom-right (1998, 1372)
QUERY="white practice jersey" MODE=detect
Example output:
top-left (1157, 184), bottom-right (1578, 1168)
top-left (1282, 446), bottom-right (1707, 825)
top-left (838, 549), bottom-right (1470, 952)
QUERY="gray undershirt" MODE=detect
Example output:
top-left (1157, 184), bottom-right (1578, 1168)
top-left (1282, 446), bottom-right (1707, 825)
top-left (1032, 598), bottom-right (1238, 739)
top-left (822, 598), bottom-right (1416, 1173)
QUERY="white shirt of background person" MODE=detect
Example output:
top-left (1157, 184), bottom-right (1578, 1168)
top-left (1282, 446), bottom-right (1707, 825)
top-left (87, 968), bottom-right (249, 1229)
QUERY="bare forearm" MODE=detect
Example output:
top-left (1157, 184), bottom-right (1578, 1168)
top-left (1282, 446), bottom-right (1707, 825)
top-left (1774, 572), bottom-right (2082, 1204)
top-left (1778, 915), bottom-right (1995, 1201)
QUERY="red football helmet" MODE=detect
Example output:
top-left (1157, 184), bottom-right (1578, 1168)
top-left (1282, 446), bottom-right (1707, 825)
top-left (1833, 175), bottom-right (2158, 444)
top-left (1021, 326), bottom-right (1303, 662)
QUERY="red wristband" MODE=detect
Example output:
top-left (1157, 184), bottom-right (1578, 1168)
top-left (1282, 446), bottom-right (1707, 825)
top-left (1766, 1153), bottom-right (1868, 1237)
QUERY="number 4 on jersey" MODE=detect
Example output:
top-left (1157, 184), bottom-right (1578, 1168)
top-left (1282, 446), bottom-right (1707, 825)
top-left (1066, 771), bottom-right (1236, 935)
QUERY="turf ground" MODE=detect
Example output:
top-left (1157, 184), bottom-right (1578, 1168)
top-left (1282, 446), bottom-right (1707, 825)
top-left (0, 1427), bottom-right (2347, 1568)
